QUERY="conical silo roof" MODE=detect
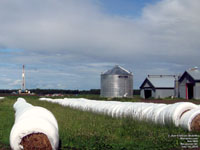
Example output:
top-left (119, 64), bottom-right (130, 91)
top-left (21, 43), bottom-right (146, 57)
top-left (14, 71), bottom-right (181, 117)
top-left (102, 65), bottom-right (132, 75)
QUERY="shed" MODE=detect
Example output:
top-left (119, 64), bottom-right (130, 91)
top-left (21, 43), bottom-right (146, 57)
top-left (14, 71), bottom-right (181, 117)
top-left (100, 65), bottom-right (133, 98)
top-left (140, 75), bottom-right (176, 99)
top-left (179, 67), bottom-right (200, 99)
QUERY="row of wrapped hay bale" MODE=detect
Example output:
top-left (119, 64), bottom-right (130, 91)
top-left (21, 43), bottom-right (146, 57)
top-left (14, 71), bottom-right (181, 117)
top-left (0, 97), bottom-right (5, 100)
top-left (40, 98), bottom-right (200, 132)
top-left (10, 98), bottom-right (59, 150)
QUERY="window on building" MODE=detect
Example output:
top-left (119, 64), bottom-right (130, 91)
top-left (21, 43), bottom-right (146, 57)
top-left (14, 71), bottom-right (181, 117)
top-left (118, 75), bottom-right (128, 78)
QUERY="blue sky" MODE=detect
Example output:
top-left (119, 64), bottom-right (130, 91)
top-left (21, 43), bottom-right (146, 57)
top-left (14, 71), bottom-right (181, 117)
top-left (0, 0), bottom-right (200, 90)
top-left (99, 0), bottom-right (160, 17)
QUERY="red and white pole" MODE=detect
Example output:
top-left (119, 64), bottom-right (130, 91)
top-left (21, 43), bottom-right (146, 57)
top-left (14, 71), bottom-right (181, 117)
top-left (22, 65), bottom-right (25, 91)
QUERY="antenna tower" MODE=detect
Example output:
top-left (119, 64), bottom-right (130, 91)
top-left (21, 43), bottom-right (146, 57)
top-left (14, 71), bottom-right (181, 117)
top-left (22, 65), bottom-right (25, 92)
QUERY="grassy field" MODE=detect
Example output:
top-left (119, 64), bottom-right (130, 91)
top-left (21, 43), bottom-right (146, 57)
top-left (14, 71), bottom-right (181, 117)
top-left (1, 95), bottom-right (200, 150)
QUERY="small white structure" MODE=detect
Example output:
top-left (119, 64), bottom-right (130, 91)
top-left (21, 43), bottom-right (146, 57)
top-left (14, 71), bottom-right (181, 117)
top-left (140, 75), bottom-right (176, 99)
top-left (179, 67), bottom-right (200, 100)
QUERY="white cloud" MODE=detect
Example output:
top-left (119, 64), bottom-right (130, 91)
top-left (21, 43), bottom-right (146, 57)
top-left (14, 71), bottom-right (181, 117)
top-left (10, 80), bottom-right (21, 86)
top-left (140, 0), bottom-right (200, 59)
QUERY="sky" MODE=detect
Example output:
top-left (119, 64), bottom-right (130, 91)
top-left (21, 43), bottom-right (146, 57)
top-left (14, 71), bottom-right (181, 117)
top-left (0, 0), bottom-right (200, 90)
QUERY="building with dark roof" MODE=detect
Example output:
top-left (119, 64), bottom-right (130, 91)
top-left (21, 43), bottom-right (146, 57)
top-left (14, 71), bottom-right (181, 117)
top-left (140, 75), bottom-right (176, 99)
top-left (100, 65), bottom-right (133, 98)
top-left (179, 67), bottom-right (200, 99)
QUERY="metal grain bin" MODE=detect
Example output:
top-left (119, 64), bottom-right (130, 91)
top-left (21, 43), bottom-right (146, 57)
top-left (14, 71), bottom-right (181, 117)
top-left (101, 65), bottom-right (133, 98)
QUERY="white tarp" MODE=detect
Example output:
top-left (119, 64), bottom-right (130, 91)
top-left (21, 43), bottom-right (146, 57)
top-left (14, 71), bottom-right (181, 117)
top-left (10, 98), bottom-right (59, 150)
top-left (39, 97), bottom-right (200, 131)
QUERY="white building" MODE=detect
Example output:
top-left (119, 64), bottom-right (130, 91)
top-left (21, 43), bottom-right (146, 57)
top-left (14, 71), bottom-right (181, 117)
top-left (179, 68), bottom-right (200, 100)
top-left (140, 75), bottom-right (176, 99)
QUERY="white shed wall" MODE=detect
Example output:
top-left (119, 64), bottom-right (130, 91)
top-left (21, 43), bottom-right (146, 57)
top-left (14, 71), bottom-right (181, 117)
top-left (194, 83), bottom-right (200, 99)
top-left (141, 89), bottom-right (173, 99)
top-left (155, 89), bottom-right (174, 99)
top-left (140, 89), bottom-right (144, 98)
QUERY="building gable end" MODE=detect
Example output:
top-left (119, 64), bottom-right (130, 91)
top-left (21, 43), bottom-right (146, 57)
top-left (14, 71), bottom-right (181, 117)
top-left (179, 71), bottom-right (195, 83)
top-left (140, 78), bottom-right (155, 89)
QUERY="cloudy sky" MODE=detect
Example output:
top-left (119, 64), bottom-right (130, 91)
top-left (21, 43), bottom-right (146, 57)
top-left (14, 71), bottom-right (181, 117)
top-left (0, 0), bottom-right (199, 90)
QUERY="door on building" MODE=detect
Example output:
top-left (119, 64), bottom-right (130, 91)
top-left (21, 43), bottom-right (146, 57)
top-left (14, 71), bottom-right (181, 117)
top-left (187, 83), bottom-right (194, 99)
top-left (144, 90), bottom-right (152, 99)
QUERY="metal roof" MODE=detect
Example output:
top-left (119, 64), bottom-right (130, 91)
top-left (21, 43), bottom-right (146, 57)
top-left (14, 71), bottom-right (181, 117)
top-left (102, 65), bottom-right (132, 75)
top-left (146, 75), bottom-right (175, 88)
top-left (186, 68), bottom-right (200, 80)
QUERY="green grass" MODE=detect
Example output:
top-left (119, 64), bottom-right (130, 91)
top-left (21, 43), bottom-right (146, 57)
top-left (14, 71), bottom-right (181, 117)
top-left (0, 96), bottom-right (200, 150)
top-left (0, 97), bottom-right (15, 150)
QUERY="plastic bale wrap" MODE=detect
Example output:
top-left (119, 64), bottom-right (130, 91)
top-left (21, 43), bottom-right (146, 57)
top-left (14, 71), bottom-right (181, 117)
top-left (180, 108), bottom-right (200, 131)
top-left (39, 97), bottom-right (200, 131)
top-left (114, 103), bottom-right (131, 118)
top-left (146, 104), bottom-right (166, 123)
top-left (155, 105), bottom-right (172, 125)
top-left (141, 104), bottom-right (157, 121)
top-left (10, 98), bottom-right (59, 150)
top-left (111, 103), bottom-right (125, 118)
top-left (100, 102), bottom-right (111, 116)
top-left (164, 102), bottom-right (198, 127)
top-left (39, 98), bottom-right (162, 123)
top-left (134, 103), bottom-right (150, 121)
top-left (118, 102), bottom-right (133, 118)
top-left (128, 103), bottom-right (140, 120)
top-left (106, 103), bottom-right (115, 117)
top-left (0, 97), bottom-right (5, 100)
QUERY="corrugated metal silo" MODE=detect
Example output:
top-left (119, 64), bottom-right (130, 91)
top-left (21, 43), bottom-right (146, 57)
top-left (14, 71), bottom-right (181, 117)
top-left (101, 65), bottom-right (133, 98)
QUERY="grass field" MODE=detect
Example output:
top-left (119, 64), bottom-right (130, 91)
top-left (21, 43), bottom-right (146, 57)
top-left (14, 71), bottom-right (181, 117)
top-left (1, 95), bottom-right (200, 150)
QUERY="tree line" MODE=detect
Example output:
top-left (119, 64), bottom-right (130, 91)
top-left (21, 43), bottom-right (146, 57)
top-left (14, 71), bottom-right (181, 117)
top-left (0, 89), bottom-right (140, 95)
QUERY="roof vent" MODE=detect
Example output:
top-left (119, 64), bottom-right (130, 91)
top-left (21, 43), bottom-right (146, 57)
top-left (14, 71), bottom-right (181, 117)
top-left (190, 66), bottom-right (198, 71)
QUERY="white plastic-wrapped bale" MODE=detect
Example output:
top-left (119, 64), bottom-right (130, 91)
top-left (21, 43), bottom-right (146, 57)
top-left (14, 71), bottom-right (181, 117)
top-left (156, 105), bottom-right (172, 125)
top-left (163, 102), bottom-right (198, 127)
top-left (149, 104), bottom-right (167, 124)
top-left (179, 108), bottom-right (200, 131)
top-left (10, 98), bottom-right (59, 150)
top-left (141, 103), bottom-right (157, 121)
top-left (39, 97), bottom-right (200, 131)
top-left (145, 104), bottom-right (166, 123)
top-left (0, 97), bottom-right (4, 100)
